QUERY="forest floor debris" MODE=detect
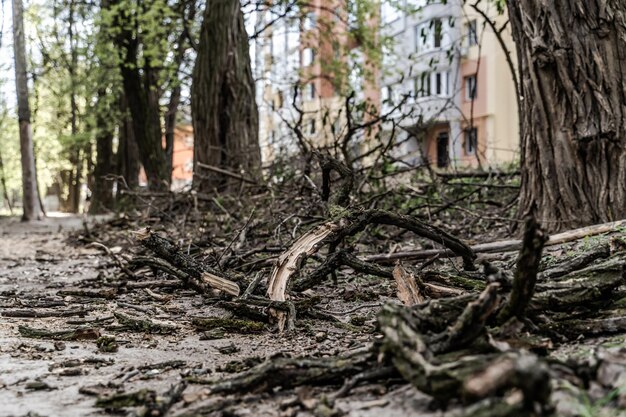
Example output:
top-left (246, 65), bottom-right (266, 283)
top-left (1, 172), bottom-right (626, 416)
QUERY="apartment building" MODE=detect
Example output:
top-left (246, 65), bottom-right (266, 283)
top-left (252, 1), bottom-right (380, 164)
top-left (380, 0), bottom-right (519, 168)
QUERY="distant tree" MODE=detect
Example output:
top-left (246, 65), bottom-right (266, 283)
top-left (507, 0), bottom-right (626, 230)
top-left (191, 0), bottom-right (261, 191)
top-left (12, 0), bottom-right (41, 220)
top-left (105, 0), bottom-right (171, 191)
top-left (103, 0), bottom-right (195, 191)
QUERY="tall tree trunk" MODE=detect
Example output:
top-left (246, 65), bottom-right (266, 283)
top-left (507, 1), bottom-right (626, 231)
top-left (68, 0), bottom-right (82, 213)
top-left (90, 89), bottom-right (114, 213)
top-left (12, 0), bottom-right (40, 221)
top-left (191, 0), bottom-right (261, 192)
top-left (116, 94), bottom-right (140, 193)
top-left (164, 84), bottom-right (181, 177)
top-left (108, 0), bottom-right (169, 191)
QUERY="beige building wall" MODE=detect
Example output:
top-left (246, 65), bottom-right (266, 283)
top-left (462, 4), bottom-right (520, 166)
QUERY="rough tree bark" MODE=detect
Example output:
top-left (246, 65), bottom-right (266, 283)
top-left (12, 0), bottom-right (40, 221)
top-left (108, 0), bottom-right (169, 191)
top-left (507, 1), bottom-right (626, 231)
top-left (191, 0), bottom-right (261, 192)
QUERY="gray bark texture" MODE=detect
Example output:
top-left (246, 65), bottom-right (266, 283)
top-left (12, 0), bottom-right (40, 221)
top-left (191, 0), bottom-right (261, 192)
top-left (507, 1), bottom-right (626, 231)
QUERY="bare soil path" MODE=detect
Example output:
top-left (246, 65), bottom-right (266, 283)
top-left (0, 215), bottom-right (423, 417)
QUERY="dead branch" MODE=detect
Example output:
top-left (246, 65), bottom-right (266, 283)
top-left (134, 228), bottom-right (241, 297)
top-left (364, 218), bottom-right (626, 264)
top-left (497, 218), bottom-right (547, 322)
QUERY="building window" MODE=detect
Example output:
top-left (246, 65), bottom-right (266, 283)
top-left (415, 18), bottom-right (447, 53)
top-left (383, 84), bottom-right (400, 104)
top-left (433, 18), bottom-right (443, 48)
top-left (434, 71), bottom-right (449, 97)
top-left (465, 127), bottom-right (478, 155)
top-left (414, 73), bottom-right (431, 98)
top-left (302, 48), bottom-right (315, 66)
top-left (465, 75), bottom-right (477, 100)
top-left (467, 20), bottom-right (478, 47)
top-left (303, 12), bottom-right (316, 31)
top-left (436, 132), bottom-right (449, 168)
top-left (309, 119), bottom-right (316, 135)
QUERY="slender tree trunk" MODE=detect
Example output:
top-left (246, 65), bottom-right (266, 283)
top-left (191, 0), bottom-right (261, 192)
top-left (68, 0), bottom-right (82, 213)
top-left (12, 0), bottom-right (40, 221)
top-left (90, 89), bottom-right (115, 213)
top-left (164, 85), bottom-right (180, 178)
top-left (507, 1), bottom-right (626, 231)
top-left (116, 94), bottom-right (140, 193)
top-left (0, 149), bottom-right (13, 214)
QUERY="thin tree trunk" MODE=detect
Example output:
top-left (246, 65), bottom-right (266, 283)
top-left (191, 0), bottom-right (261, 192)
top-left (165, 84), bottom-right (181, 178)
top-left (116, 94), bottom-right (140, 193)
top-left (0, 148), bottom-right (13, 214)
top-left (12, 0), bottom-right (40, 221)
top-left (90, 89), bottom-right (115, 213)
top-left (68, 0), bottom-right (81, 213)
top-left (507, 0), bottom-right (626, 231)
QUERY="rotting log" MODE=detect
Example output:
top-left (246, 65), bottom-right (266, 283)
top-left (133, 227), bottom-right (241, 296)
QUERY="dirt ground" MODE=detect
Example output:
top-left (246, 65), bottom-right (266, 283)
top-left (1, 214), bottom-right (625, 417)
top-left (0, 215), bottom-right (431, 417)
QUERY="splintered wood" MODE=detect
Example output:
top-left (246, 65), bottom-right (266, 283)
top-left (267, 222), bottom-right (340, 331)
top-left (392, 262), bottom-right (424, 306)
top-left (200, 272), bottom-right (240, 297)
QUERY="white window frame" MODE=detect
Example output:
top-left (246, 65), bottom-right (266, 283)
top-left (433, 71), bottom-right (450, 97)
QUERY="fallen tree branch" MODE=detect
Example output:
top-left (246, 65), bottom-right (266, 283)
top-left (497, 218), bottom-right (547, 323)
top-left (133, 228), bottom-right (241, 297)
top-left (267, 222), bottom-right (339, 331)
top-left (364, 218), bottom-right (626, 263)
